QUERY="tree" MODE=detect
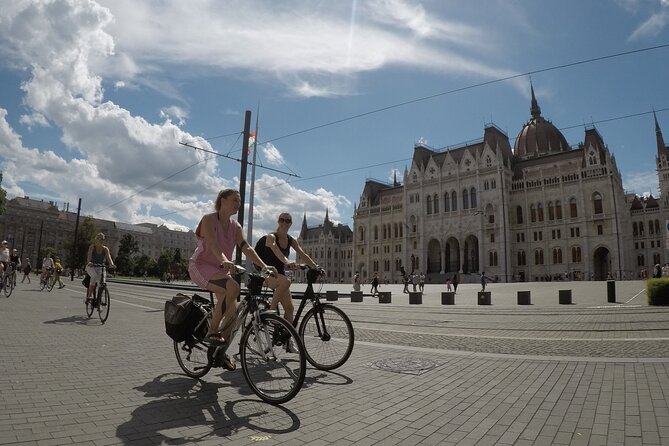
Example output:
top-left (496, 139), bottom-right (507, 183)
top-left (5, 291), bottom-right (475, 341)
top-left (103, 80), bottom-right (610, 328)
top-left (0, 173), bottom-right (7, 216)
top-left (116, 233), bottom-right (139, 276)
top-left (157, 247), bottom-right (174, 276)
top-left (133, 254), bottom-right (158, 277)
top-left (63, 217), bottom-right (97, 269)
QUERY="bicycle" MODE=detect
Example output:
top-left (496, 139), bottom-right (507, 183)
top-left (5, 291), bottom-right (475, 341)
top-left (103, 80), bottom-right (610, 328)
top-left (85, 263), bottom-right (112, 323)
top-left (39, 267), bottom-right (54, 292)
top-left (2, 263), bottom-right (16, 298)
top-left (173, 265), bottom-right (307, 405)
top-left (290, 264), bottom-right (355, 370)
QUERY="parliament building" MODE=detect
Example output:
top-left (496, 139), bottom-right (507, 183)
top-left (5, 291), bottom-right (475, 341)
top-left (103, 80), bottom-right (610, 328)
top-left (352, 86), bottom-right (668, 284)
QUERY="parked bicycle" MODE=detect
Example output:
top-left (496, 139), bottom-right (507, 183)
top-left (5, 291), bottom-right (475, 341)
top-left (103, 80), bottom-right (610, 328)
top-left (39, 267), bottom-right (54, 292)
top-left (173, 265), bottom-right (306, 405)
top-left (85, 263), bottom-right (112, 323)
top-left (291, 264), bottom-right (354, 370)
top-left (2, 262), bottom-right (16, 297)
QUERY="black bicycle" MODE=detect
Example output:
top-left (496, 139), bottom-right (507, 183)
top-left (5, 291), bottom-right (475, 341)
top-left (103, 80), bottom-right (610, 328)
top-left (39, 267), bottom-right (54, 292)
top-left (174, 265), bottom-right (307, 405)
top-left (85, 263), bottom-right (111, 323)
top-left (291, 265), bottom-right (354, 370)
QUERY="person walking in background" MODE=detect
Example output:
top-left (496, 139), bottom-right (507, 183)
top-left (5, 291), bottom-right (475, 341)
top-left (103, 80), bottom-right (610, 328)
top-left (53, 256), bottom-right (65, 289)
top-left (446, 276), bottom-right (452, 292)
top-left (418, 272), bottom-right (425, 292)
top-left (370, 273), bottom-right (380, 296)
top-left (452, 272), bottom-right (459, 293)
top-left (352, 271), bottom-right (361, 291)
top-left (480, 271), bottom-right (488, 292)
top-left (21, 258), bottom-right (32, 283)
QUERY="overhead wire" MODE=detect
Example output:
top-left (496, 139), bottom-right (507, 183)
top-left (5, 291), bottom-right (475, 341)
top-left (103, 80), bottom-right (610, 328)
top-left (85, 43), bottom-right (669, 221)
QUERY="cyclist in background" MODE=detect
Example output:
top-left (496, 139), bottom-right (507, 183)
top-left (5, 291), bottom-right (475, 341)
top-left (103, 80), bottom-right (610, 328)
top-left (85, 233), bottom-right (115, 303)
top-left (9, 249), bottom-right (21, 287)
top-left (255, 212), bottom-right (319, 328)
top-left (0, 241), bottom-right (9, 279)
top-left (41, 254), bottom-right (54, 284)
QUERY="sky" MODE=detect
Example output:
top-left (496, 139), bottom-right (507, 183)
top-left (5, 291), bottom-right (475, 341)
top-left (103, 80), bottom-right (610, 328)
top-left (0, 0), bottom-right (668, 244)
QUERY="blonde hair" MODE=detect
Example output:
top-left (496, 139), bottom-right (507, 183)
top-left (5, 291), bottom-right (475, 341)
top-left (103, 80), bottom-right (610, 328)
top-left (214, 189), bottom-right (239, 211)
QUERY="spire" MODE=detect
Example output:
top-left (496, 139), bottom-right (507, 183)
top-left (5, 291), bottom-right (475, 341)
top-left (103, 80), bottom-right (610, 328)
top-left (530, 81), bottom-right (541, 119)
top-left (655, 111), bottom-right (667, 156)
top-left (300, 211), bottom-right (308, 239)
top-left (325, 208), bottom-right (330, 223)
top-left (393, 170), bottom-right (398, 186)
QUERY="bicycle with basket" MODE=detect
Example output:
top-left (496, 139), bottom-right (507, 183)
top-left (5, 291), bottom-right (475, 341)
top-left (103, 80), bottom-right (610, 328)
top-left (165, 265), bottom-right (307, 405)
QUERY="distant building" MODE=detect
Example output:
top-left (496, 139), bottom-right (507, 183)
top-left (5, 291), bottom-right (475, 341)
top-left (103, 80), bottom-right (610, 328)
top-left (296, 210), bottom-right (353, 283)
top-left (0, 196), bottom-right (196, 268)
top-left (354, 85), bottom-right (664, 283)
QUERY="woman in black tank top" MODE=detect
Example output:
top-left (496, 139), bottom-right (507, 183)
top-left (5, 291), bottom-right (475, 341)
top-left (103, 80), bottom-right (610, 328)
top-left (257, 213), bottom-right (319, 334)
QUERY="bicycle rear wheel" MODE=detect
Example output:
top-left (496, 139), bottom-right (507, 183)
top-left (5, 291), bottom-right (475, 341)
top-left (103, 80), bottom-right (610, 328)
top-left (85, 296), bottom-right (94, 318)
top-left (299, 304), bottom-right (354, 370)
top-left (97, 286), bottom-right (110, 323)
top-left (175, 337), bottom-right (212, 378)
top-left (39, 276), bottom-right (47, 291)
top-left (46, 276), bottom-right (55, 292)
top-left (240, 313), bottom-right (306, 405)
top-left (3, 276), bottom-right (12, 298)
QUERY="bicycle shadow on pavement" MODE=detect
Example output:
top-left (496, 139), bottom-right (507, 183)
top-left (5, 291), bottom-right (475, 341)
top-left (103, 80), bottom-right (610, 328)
top-left (304, 368), bottom-right (353, 387)
top-left (116, 373), bottom-right (299, 444)
top-left (42, 315), bottom-right (101, 326)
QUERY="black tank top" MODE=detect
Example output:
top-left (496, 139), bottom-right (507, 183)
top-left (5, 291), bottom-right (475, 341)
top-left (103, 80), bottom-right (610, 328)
top-left (255, 232), bottom-right (293, 275)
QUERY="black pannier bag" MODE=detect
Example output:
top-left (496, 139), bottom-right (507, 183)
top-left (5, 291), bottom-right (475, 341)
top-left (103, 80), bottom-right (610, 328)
top-left (164, 293), bottom-right (202, 342)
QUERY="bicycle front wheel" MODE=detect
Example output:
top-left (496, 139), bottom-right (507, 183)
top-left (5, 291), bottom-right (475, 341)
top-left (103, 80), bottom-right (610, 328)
top-left (40, 276), bottom-right (47, 291)
top-left (97, 286), bottom-right (110, 323)
top-left (299, 304), bottom-right (354, 370)
top-left (240, 313), bottom-right (306, 405)
top-left (3, 276), bottom-right (12, 298)
top-left (85, 296), bottom-right (94, 318)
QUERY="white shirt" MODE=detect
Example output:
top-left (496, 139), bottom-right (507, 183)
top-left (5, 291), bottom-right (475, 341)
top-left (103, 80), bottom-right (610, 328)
top-left (0, 248), bottom-right (9, 262)
top-left (42, 257), bottom-right (54, 269)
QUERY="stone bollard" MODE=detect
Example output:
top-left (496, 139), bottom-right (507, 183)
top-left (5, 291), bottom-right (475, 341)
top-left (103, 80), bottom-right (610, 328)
top-left (517, 291), bottom-right (531, 305)
top-left (350, 291), bottom-right (363, 302)
top-left (326, 290), bottom-right (338, 301)
top-left (559, 289), bottom-right (572, 304)
top-left (607, 280), bottom-right (616, 303)
top-left (378, 291), bottom-right (391, 303)
top-left (441, 292), bottom-right (455, 305)
top-left (478, 291), bottom-right (491, 305)
top-left (409, 292), bottom-right (422, 304)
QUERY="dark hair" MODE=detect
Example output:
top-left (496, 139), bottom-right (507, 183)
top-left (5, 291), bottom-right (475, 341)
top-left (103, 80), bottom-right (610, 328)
top-left (214, 189), bottom-right (239, 211)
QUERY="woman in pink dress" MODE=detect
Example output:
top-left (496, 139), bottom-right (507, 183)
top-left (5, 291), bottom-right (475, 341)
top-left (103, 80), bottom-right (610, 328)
top-left (189, 189), bottom-right (273, 354)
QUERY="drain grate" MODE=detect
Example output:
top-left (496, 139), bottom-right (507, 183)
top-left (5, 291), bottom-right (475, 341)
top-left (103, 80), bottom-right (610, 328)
top-left (369, 357), bottom-right (438, 375)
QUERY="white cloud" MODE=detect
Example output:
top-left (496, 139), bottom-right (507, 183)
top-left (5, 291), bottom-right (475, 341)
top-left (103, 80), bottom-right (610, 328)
top-left (623, 170), bottom-right (660, 196)
top-left (159, 105), bottom-right (188, 126)
top-left (629, 9), bottom-right (669, 40)
top-left (19, 112), bottom-right (50, 128)
top-left (261, 143), bottom-right (287, 166)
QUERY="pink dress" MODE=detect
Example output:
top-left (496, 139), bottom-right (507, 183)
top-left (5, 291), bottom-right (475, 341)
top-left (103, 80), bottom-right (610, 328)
top-left (188, 213), bottom-right (240, 289)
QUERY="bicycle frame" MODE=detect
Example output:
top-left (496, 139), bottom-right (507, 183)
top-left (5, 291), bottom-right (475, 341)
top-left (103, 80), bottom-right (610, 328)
top-left (292, 267), bottom-right (331, 340)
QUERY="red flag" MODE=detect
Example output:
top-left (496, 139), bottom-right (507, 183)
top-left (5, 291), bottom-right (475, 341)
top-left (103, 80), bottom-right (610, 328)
top-left (248, 131), bottom-right (256, 155)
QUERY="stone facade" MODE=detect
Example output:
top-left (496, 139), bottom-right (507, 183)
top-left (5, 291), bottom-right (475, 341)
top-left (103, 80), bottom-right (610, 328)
top-left (354, 90), bottom-right (667, 283)
top-left (0, 196), bottom-right (196, 268)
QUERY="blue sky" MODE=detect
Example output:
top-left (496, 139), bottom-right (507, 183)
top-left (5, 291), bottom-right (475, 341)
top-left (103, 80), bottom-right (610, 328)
top-left (0, 0), bottom-right (668, 243)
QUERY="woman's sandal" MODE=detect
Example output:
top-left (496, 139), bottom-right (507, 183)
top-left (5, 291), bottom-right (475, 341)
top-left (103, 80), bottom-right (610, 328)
top-left (222, 354), bottom-right (236, 371)
top-left (206, 332), bottom-right (225, 345)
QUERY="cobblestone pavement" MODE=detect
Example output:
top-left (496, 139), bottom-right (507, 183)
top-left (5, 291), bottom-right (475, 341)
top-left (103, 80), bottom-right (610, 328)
top-left (0, 280), bottom-right (668, 445)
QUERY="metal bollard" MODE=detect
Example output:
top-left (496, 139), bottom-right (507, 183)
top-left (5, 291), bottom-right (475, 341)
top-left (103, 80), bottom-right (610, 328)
top-left (559, 289), bottom-right (572, 304)
top-left (409, 292), bottom-right (422, 304)
top-left (478, 291), bottom-right (491, 305)
top-left (326, 290), bottom-right (338, 301)
top-left (441, 292), bottom-right (455, 305)
top-left (350, 291), bottom-right (363, 302)
top-left (517, 291), bottom-right (531, 305)
top-left (378, 291), bottom-right (391, 303)
top-left (607, 280), bottom-right (616, 303)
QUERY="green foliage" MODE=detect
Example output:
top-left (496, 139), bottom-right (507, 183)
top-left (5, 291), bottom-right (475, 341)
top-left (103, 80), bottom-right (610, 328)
top-left (646, 278), bottom-right (669, 305)
top-left (0, 173), bottom-right (6, 216)
top-left (62, 217), bottom-right (97, 269)
top-left (115, 233), bottom-right (140, 275)
top-left (157, 247), bottom-right (174, 275)
top-left (133, 254), bottom-right (159, 277)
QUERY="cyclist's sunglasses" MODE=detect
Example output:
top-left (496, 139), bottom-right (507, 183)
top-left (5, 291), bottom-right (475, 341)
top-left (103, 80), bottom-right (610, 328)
top-left (278, 217), bottom-right (292, 224)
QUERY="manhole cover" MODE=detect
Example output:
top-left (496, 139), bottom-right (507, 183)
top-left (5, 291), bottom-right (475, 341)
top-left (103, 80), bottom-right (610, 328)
top-left (369, 357), bottom-right (438, 375)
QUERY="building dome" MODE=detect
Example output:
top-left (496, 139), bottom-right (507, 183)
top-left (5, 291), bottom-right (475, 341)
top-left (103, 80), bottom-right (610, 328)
top-left (514, 85), bottom-right (571, 158)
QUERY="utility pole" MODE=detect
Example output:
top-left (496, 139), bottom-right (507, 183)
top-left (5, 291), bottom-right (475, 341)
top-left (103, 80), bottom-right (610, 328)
top-left (236, 110), bottom-right (252, 265)
top-left (70, 198), bottom-right (82, 281)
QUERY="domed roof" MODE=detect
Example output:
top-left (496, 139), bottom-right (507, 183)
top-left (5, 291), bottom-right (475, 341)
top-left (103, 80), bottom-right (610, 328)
top-left (514, 85), bottom-right (571, 158)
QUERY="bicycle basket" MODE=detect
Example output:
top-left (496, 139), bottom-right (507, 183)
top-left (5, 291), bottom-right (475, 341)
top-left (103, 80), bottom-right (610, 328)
top-left (164, 293), bottom-right (196, 342)
top-left (307, 267), bottom-right (323, 284)
top-left (247, 274), bottom-right (264, 295)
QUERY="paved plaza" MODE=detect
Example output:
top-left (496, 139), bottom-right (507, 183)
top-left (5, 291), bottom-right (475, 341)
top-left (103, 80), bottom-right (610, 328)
top-left (0, 279), bottom-right (668, 445)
